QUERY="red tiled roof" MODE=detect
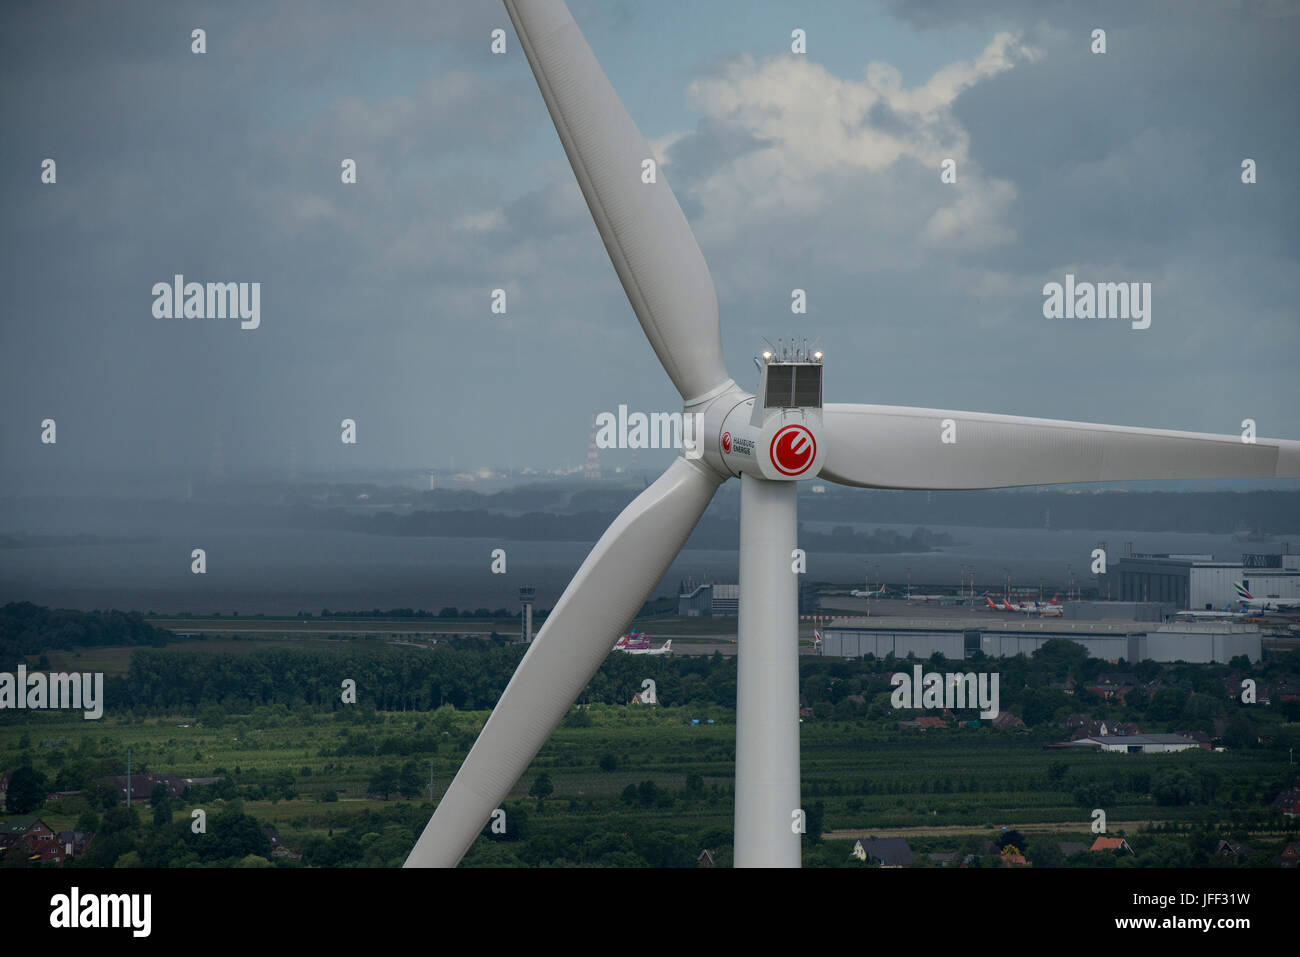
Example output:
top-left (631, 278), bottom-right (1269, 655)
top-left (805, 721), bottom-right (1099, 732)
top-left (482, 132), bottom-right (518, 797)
top-left (1091, 837), bottom-right (1128, 852)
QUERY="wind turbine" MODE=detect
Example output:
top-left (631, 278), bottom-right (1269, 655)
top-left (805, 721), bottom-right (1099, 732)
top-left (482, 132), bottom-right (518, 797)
top-left (406, 0), bottom-right (1300, 868)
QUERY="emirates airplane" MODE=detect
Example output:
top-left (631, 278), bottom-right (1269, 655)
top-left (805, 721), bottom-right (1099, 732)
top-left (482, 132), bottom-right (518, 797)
top-left (1234, 582), bottom-right (1300, 612)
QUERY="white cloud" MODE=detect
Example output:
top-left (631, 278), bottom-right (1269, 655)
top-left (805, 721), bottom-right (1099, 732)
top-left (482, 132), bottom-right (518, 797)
top-left (673, 33), bottom-right (1039, 243)
top-left (922, 178), bottom-right (1018, 249)
top-left (454, 208), bottom-right (505, 232)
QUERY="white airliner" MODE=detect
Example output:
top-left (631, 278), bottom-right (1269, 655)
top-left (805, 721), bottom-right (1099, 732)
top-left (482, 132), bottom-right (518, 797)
top-left (613, 631), bottom-right (673, 655)
top-left (1175, 608), bottom-right (1248, 621)
top-left (850, 584), bottom-right (889, 598)
top-left (1027, 595), bottom-right (1063, 616)
top-left (986, 595), bottom-right (1062, 615)
top-left (1234, 582), bottom-right (1300, 612)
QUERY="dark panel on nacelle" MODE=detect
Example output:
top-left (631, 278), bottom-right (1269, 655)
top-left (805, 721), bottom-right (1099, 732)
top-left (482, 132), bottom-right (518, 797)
top-left (793, 364), bottom-right (822, 409)
top-left (765, 365), bottom-right (794, 408)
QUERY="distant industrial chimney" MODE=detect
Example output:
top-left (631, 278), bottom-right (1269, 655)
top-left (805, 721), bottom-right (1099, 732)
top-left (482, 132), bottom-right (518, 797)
top-left (585, 415), bottom-right (602, 480)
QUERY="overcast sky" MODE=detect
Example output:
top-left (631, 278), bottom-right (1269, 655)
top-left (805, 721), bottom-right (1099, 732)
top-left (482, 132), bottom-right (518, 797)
top-left (2, 0), bottom-right (1297, 484)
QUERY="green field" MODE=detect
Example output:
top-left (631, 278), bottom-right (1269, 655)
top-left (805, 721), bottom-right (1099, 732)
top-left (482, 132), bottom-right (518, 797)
top-left (5, 701), bottom-right (1298, 867)
top-left (4, 629), bottom-right (1299, 867)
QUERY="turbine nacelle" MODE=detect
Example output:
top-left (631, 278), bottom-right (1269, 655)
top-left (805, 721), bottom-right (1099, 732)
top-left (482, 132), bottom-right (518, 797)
top-left (703, 347), bottom-right (826, 482)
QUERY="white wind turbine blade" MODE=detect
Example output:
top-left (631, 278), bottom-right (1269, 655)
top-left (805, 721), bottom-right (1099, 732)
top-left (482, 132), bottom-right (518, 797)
top-left (505, 0), bottom-right (730, 402)
top-left (819, 403), bottom-right (1300, 490)
top-left (404, 457), bottom-right (722, 867)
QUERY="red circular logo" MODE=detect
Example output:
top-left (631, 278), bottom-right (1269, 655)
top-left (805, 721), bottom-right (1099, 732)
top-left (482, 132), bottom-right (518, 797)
top-left (721, 431), bottom-right (732, 453)
top-left (769, 425), bottom-right (816, 476)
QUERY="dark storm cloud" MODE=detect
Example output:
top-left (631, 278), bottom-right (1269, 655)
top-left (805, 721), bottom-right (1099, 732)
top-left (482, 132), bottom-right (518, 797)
top-left (0, 0), bottom-right (1295, 492)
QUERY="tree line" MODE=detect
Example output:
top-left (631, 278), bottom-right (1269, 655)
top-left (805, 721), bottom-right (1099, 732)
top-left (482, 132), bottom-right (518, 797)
top-left (0, 602), bottom-right (170, 670)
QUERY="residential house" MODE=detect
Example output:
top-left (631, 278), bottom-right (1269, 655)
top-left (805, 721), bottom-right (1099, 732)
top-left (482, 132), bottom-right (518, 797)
top-left (57, 829), bottom-right (95, 859)
top-left (0, 817), bottom-right (62, 864)
top-left (1215, 840), bottom-right (1254, 863)
top-left (851, 837), bottom-right (915, 867)
top-left (1086, 674), bottom-right (1138, 703)
top-left (1175, 730), bottom-right (1213, 750)
top-left (1090, 836), bottom-right (1134, 855)
top-left (897, 716), bottom-right (945, 730)
top-left (1271, 782), bottom-right (1300, 818)
top-left (1276, 842), bottom-right (1300, 868)
top-left (993, 712), bottom-right (1025, 730)
top-left (1066, 716), bottom-right (1109, 739)
top-left (112, 772), bottom-right (188, 805)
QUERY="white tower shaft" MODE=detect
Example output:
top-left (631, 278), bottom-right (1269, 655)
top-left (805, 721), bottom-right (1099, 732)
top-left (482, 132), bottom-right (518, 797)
top-left (734, 474), bottom-right (802, 867)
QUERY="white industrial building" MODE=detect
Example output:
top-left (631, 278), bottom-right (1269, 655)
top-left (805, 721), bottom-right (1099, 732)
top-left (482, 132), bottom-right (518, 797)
top-left (1060, 734), bottom-right (1203, 754)
top-left (1109, 551), bottom-right (1300, 611)
top-left (819, 616), bottom-right (1261, 664)
top-left (678, 582), bottom-right (739, 617)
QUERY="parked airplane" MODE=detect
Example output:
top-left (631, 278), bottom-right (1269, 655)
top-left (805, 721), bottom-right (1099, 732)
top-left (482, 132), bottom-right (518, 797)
top-left (850, 584), bottom-right (889, 598)
top-left (1175, 608), bottom-right (1248, 621)
top-left (628, 639), bottom-right (672, 656)
top-left (613, 631), bottom-right (673, 655)
top-left (1026, 595), bottom-right (1062, 615)
top-left (986, 596), bottom-right (1062, 615)
top-left (613, 630), bottom-right (650, 652)
top-left (1234, 582), bottom-right (1300, 612)
top-left (986, 597), bottom-right (1023, 612)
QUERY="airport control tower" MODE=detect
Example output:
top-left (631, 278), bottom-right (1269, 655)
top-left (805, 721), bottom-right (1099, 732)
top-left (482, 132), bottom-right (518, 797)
top-left (519, 585), bottom-right (536, 643)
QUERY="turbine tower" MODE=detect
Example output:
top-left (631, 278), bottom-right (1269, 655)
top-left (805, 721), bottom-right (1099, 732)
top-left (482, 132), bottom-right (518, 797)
top-left (406, 0), bottom-right (1300, 868)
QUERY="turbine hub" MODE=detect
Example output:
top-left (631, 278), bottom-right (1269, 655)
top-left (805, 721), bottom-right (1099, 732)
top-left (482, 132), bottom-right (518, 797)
top-left (693, 344), bottom-right (825, 482)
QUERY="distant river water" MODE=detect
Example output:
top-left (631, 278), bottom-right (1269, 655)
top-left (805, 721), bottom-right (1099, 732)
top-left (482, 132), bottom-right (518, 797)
top-left (0, 504), bottom-right (1262, 614)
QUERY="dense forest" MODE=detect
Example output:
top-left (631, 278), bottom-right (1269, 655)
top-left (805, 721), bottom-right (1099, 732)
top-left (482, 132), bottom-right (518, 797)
top-left (0, 602), bottom-right (171, 671)
top-left (5, 636), bottom-right (1289, 738)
